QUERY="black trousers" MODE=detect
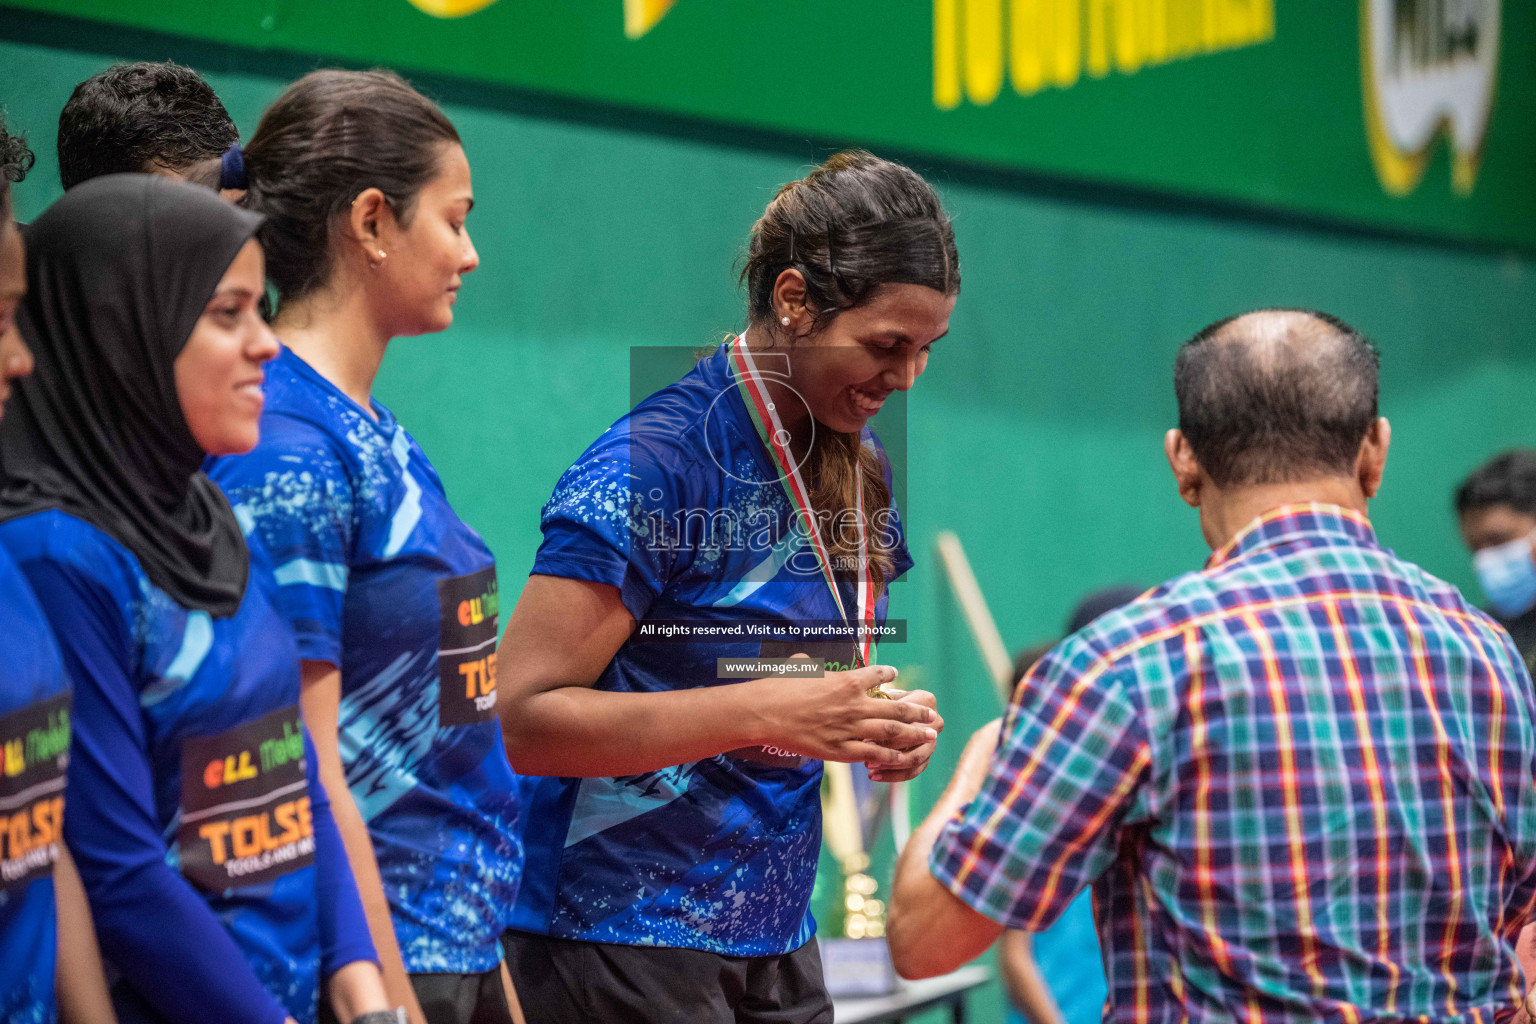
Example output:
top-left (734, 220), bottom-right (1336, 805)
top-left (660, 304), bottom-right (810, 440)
top-left (502, 931), bottom-right (833, 1024)
top-left (411, 967), bottom-right (516, 1024)
top-left (318, 966), bottom-right (515, 1024)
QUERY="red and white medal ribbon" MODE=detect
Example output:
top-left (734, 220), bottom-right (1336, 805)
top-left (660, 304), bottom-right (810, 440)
top-left (729, 335), bottom-right (877, 668)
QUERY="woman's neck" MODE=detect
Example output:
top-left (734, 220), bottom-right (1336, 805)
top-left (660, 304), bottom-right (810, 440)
top-left (272, 284), bottom-right (390, 418)
top-left (742, 323), bottom-right (814, 461)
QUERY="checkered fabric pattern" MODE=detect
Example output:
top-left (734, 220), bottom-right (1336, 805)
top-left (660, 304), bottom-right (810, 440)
top-left (932, 503), bottom-right (1536, 1024)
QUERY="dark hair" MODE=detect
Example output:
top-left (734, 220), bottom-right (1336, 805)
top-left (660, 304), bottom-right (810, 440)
top-left (743, 150), bottom-right (959, 334)
top-left (1012, 641), bottom-right (1056, 687)
top-left (0, 114), bottom-right (35, 222)
top-left (57, 61), bottom-right (237, 190)
top-left (1173, 309), bottom-right (1380, 487)
top-left (238, 69), bottom-right (460, 305)
top-left (1456, 450), bottom-right (1536, 518)
top-left (1066, 585), bottom-right (1144, 635)
top-left (1012, 584), bottom-right (1143, 689)
top-left (742, 151), bottom-right (959, 593)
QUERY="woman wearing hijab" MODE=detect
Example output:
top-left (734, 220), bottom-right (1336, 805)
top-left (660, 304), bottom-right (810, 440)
top-left (0, 174), bottom-right (397, 1024)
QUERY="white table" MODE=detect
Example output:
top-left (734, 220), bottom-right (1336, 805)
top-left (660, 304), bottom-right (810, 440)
top-left (832, 965), bottom-right (992, 1024)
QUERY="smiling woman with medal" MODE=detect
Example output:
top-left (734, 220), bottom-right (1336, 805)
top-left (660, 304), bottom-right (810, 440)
top-left (496, 151), bottom-right (958, 1023)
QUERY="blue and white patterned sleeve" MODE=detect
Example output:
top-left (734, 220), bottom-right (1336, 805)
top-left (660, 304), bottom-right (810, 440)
top-left (533, 429), bottom-right (694, 622)
top-left (210, 433), bottom-right (356, 665)
top-left (865, 429), bottom-right (914, 582)
top-left (882, 502), bottom-right (915, 583)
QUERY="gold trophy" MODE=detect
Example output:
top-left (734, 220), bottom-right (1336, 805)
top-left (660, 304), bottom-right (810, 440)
top-left (820, 758), bottom-right (898, 995)
top-left (823, 762), bottom-right (887, 939)
top-left (842, 656), bottom-right (898, 936)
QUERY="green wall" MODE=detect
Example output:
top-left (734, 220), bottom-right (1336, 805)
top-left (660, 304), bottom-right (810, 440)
top-left (7, 1), bottom-right (1535, 248)
top-left (4, 24), bottom-right (1536, 1024)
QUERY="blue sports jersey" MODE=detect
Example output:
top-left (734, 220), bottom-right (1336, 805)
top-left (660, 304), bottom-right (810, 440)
top-left (1003, 891), bottom-right (1107, 1024)
top-left (0, 510), bottom-right (374, 1024)
top-left (209, 346), bottom-right (522, 974)
top-left (0, 543), bottom-right (68, 1024)
top-left (513, 342), bottom-right (913, 956)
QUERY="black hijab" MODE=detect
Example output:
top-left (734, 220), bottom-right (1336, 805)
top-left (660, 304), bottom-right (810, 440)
top-left (0, 174), bottom-right (264, 616)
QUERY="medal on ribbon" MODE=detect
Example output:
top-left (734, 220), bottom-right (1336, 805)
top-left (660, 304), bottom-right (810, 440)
top-left (729, 335), bottom-right (884, 692)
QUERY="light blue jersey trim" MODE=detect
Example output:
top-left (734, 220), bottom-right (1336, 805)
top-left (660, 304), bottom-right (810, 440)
top-left (233, 504), bottom-right (257, 536)
top-left (713, 531), bottom-right (800, 608)
top-left (565, 764), bottom-right (697, 848)
top-left (141, 611), bottom-right (213, 707)
top-left (274, 558), bottom-right (349, 592)
top-left (338, 650), bottom-right (435, 823)
top-left (383, 427), bottom-right (423, 559)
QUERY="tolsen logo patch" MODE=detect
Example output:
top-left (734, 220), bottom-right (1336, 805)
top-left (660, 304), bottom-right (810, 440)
top-left (0, 692), bottom-right (70, 892)
top-left (437, 565), bottom-right (499, 727)
top-left (178, 706), bottom-right (313, 891)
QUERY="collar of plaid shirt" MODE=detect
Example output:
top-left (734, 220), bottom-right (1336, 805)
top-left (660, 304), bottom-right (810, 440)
top-left (1205, 501), bottom-right (1376, 571)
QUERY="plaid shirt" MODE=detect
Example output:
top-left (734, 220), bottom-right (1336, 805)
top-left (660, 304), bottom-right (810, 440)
top-left (932, 503), bottom-right (1536, 1024)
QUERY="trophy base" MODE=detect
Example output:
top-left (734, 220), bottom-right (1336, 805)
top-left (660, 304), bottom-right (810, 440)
top-left (819, 937), bottom-right (898, 998)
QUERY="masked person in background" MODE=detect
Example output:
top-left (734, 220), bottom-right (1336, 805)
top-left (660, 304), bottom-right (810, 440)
top-left (0, 112), bottom-right (116, 1024)
top-left (1456, 450), bottom-right (1536, 665)
top-left (0, 174), bottom-right (392, 1024)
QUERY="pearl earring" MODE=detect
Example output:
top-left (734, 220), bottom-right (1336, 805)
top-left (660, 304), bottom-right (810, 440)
top-left (780, 316), bottom-right (791, 326)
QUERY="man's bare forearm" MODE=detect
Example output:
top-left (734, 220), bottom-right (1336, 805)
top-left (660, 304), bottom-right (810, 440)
top-left (888, 720), bottom-right (1006, 978)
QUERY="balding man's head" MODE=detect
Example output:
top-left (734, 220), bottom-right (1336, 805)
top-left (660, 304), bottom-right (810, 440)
top-left (1174, 310), bottom-right (1379, 487)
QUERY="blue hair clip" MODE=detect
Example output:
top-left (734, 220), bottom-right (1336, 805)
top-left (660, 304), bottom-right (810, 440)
top-left (219, 144), bottom-right (248, 191)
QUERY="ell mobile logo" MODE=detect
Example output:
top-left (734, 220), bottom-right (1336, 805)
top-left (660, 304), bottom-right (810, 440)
top-left (3, 706), bottom-right (68, 779)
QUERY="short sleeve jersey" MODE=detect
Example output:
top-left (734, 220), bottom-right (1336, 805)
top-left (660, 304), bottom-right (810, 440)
top-left (513, 342), bottom-right (914, 956)
top-left (0, 510), bottom-right (338, 1024)
top-left (209, 347), bottom-right (523, 974)
top-left (0, 544), bottom-right (68, 1024)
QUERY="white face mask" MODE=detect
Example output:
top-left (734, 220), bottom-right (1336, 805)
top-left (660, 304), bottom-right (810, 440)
top-left (1473, 530), bottom-right (1536, 619)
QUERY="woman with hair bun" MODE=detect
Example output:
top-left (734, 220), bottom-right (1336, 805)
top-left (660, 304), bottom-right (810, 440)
top-left (208, 69), bottom-right (523, 1024)
top-left (497, 150), bottom-right (957, 1022)
top-left (0, 173), bottom-right (389, 1024)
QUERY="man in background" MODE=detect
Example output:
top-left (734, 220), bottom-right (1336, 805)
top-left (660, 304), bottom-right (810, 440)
top-left (56, 61), bottom-right (237, 190)
top-left (890, 309), bottom-right (1536, 1024)
top-left (1456, 450), bottom-right (1536, 663)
